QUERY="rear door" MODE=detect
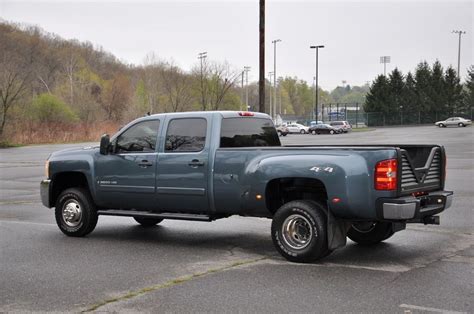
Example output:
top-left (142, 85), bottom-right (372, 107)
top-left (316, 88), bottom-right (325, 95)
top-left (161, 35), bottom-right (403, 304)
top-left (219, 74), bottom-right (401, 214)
top-left (155, 116), bottom-right (210, 213)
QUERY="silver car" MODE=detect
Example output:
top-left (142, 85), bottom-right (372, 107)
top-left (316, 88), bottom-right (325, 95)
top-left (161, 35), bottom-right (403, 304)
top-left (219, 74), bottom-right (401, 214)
top-left (435, 117), bottom-right (472, 128)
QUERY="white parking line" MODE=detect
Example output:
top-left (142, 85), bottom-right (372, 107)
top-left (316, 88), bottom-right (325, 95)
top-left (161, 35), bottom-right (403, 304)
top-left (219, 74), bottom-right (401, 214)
top-left (400, 303), bottom-right (467, 314)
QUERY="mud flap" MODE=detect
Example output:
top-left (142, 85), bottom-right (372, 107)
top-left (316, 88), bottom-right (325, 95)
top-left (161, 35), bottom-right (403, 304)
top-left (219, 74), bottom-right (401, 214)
top-left (327, 209), bottom-right (351, 250)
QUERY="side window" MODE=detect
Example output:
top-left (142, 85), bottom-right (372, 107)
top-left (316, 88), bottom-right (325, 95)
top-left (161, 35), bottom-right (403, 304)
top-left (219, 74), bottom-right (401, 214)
top-left (115, 120), bottom-right (160, 153)
top-left (165, 118), bottom-right (207, 152)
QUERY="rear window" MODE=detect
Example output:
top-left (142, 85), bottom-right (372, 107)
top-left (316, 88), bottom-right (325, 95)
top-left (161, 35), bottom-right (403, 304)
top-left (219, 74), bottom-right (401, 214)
top-left (330, 122), bottom-right (343, 126)
top-left (220, 118), bottom-right (281, 147)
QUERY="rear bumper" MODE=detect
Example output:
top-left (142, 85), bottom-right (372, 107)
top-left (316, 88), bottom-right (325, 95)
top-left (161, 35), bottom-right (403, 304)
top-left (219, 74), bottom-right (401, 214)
top-left (376, 191), bottom-right (453, 221)
top-left (40, 179), bottom-right (52, 208)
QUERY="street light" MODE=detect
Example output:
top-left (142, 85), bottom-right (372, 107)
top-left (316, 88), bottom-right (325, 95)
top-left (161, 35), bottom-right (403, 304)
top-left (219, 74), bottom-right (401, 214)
top-left (452, 30), bottom-right (466, 78)
top-left (272, 39), bottom-right (282, 120)
top-left (198, 52), bottom-right (207, 109)
top-left (310, 45), bottom-right (324, 121)
top-left (268, 71), bottom-right (274, 117)
top-left (380, 56), bottom-right (391, 76)
top-left (244, 66), bottom-right (251, 109)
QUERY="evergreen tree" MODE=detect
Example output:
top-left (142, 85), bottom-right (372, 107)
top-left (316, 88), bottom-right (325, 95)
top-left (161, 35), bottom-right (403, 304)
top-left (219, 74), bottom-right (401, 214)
top-left (387, 68), bottom-right (405, 111)
top-left (463, 66), bottom-right (474, 110)
top-left (364, 75), bottom-right (390, 113)
top-left (431, 60), bottom-right (447, 111)
top-left (414, 61), bottom-right (433, 112)
top-left (403, 72), bottom-right (417, 111)
top-left (443, 66), bottom-right (464, 114)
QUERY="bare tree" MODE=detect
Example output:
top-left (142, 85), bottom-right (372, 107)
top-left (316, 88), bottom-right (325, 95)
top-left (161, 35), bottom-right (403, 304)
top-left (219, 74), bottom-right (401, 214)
top-left (160, 63), bottom-right (193, 112)
top-left (207, 61), bottom-right (240, 110)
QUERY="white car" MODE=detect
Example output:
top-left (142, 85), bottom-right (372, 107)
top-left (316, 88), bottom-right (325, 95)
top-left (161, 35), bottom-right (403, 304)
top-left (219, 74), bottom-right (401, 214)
top-left (286, 123), bottom-right (309, 134)
top-left (435, 117), bottom-right (472, 128)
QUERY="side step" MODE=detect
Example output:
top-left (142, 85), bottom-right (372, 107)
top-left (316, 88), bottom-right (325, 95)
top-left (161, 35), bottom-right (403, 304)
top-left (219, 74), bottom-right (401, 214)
top-left (97, 209), bottom-right (213, 222)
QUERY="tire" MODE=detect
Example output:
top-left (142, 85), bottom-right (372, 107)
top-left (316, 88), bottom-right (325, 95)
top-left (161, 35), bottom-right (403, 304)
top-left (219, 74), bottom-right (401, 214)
top-left (271, 200), bottom-right (329, 263)
top-left (311, 130), bottom-right (317, 135)
top-left (277, 131), bottom-right (282, 137)
top-left (134, 217), bottom-right (163, 227)
top-left (300, 129), bottom-right (306, 134)
top-left (55, 188), bottom-right (98, 237)
top-left (458, 123), bottom-right (464, 127)
top-left (438, 123), bottom-right (445, 128)
top-left (329, 130), bottom-right (335, 135)
top-left (347, 222), bottom-right (394, 245)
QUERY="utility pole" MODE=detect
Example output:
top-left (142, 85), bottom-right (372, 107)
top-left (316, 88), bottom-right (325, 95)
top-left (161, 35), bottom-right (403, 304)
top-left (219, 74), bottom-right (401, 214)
top-left (198, 52), bottom-right (207, 110)
top-left (452, 30), bottom-right (466, 78)
top-left (241, 70), bottom-right (245, 111)
top-left (380, 56), bottom-right (390, 76)
top-left (268, 71), bottom-right (274, 117)
top-left (244, 66), bottom-right (251, 110)
top-left (258, 0), bottom-right (265, 113)
top-left (272, 39), bottom-right (281, 120)
top-left (310, 45), bottom-right (324, 121)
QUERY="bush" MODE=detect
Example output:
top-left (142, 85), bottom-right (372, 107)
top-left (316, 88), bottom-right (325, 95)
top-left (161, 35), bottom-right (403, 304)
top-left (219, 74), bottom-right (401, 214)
top-left (30, 94), bottom-right (78, 124)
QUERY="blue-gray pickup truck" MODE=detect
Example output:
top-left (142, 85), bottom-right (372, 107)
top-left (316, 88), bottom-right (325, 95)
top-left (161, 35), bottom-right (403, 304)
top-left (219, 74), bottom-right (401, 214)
top-left (40, 111), bottom-right (453, 262)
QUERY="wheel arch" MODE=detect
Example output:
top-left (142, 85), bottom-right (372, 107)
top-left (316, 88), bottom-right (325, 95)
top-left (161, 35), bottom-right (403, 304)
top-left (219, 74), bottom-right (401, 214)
top-left (51, 171), bottom-right (91, 207)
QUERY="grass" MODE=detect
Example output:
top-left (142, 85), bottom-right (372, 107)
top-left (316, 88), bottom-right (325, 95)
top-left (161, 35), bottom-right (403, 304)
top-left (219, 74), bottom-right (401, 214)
top-left (0, 141), bottom-right (23, 148)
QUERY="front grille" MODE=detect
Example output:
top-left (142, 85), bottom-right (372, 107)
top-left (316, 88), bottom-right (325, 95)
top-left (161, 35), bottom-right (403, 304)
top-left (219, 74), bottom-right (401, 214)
top-left (400, 148), bottom-right (442, 194)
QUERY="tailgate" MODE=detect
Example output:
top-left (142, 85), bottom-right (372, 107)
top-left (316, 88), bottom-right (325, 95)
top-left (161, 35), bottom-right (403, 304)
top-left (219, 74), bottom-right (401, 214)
top-left (398, 145), bottom-right (446, 195)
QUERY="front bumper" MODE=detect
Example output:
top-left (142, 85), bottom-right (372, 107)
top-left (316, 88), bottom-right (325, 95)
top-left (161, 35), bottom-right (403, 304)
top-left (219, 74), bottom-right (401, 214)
top-left (40, 179), bottom-right (52, 208)
top-left (376, 191), bottom-right (453, 221)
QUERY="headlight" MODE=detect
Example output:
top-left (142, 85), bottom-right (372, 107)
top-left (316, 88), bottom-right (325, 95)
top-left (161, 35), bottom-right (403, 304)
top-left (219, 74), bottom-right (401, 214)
top-left (45, 160), bottom-right (50, 178)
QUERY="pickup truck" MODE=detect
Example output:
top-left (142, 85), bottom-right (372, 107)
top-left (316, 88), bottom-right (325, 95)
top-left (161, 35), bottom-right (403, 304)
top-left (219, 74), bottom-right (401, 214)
top-left (40, 111), bottom-right (453, 263)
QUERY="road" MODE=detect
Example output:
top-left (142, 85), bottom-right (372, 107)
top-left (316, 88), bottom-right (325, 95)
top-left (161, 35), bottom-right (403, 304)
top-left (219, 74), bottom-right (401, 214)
top-left (0, 126), bottom-right (473, 313)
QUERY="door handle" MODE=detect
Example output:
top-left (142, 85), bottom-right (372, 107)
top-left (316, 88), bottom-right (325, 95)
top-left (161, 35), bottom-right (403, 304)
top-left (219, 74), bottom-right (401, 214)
top-left (138, 160), bottom-right (153, 168)
top-left (188, 159), bottom-right (205, 167)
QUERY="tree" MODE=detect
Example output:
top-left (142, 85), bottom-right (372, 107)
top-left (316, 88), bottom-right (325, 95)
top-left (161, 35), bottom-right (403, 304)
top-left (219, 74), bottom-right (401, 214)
top-left (206, 61), bottom-right (240, 110)
top-left (160, 63), bottom-right (193, 112)
top-left (463, 66), bottom-right (474, 111)
top-left (364, 75), bottom-right (390, 113)
top-left (444, 66), bottom-right (463, 114)
top-left (30, 93), bottom-right (77, 124)
top-left (403, 72), bottom-right (417, 111)
top-left (387, 68), bottom-right (405, 111)
top-left (101, 73), bottom-right (131, 120)
top-left (414, 61), bottom-right (433, 112)
top-left (430, 60), bottom-right (447, 111)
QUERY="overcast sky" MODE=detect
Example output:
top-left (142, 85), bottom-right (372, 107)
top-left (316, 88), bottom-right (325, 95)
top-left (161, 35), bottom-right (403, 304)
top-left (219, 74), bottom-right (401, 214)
top-left (1, 0), bottom-right (472, 90)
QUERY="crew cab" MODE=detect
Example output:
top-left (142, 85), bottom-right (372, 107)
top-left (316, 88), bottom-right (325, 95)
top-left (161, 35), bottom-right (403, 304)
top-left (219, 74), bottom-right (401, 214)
top-left (40, 111), bottom-right (453, 263)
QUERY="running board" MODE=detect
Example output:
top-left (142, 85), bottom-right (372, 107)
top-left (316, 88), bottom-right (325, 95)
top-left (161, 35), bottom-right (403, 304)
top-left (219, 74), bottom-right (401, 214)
top-left (97, 210), bottom-right (213, 222)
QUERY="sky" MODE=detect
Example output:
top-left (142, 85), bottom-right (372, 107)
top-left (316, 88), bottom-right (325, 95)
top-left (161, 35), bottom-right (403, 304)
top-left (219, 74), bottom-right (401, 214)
top-left (1, 0), bottom-right (472, 90)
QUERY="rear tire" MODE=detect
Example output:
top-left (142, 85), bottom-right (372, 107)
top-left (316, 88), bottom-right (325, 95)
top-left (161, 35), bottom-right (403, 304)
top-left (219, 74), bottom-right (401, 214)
top-left (311, 130), bottom-right (317, 135)
top-left (300, 129), bottom-right (306, 134)
top-left (134, 217), bottom-right (163, 227)
top-left (458, 123), bottom-right (464, 127)
top-left (347, 222), bottom-right (394, 245)
top-left (277, 131), bottom-right (282, 137)
top-left (271, 200), bottom-right (329, 263)
top-left (55, 188), bottom-right (98, 237)
top-left (438, 123), bottom-right (445, 128)
top-left (329, 130), bottom-right (335, 134)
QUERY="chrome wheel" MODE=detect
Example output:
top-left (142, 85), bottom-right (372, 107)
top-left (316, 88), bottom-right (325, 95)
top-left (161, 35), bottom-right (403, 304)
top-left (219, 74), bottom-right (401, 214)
top-left (281, 214), bottom-right (314, 250)
top-left (62, 200), bottom-right (82, 227)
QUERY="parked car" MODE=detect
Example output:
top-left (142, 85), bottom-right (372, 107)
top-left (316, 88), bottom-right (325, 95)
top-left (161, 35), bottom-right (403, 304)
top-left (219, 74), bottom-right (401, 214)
top-left (329, 121), bottom-right (352, 133)
top-left (286, 123), bottom-right (309, 134)
top-left (435, 117), bottom-right (472, 127)
top-left (41, 111), bottom-right (453, 263)
top-left (308, 123), bottom-right (340, 135)
top-left (276, 125), bottom-right (289, 136)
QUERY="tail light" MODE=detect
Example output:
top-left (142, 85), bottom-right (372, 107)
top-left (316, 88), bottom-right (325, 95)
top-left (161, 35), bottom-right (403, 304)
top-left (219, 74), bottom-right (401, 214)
top-left (238, 112), bottom-right (254, 117)
top-left (375, 159), bottom-right (397, 190)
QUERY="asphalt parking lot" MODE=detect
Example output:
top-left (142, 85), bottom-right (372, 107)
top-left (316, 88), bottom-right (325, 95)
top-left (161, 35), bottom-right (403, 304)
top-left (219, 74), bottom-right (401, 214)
top-left (0, 125), bottom-right (473, 313)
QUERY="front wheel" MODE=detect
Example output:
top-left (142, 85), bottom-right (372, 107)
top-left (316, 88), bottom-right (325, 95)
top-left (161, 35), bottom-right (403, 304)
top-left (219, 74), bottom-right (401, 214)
top-left (277, 130), bottom-right (282, 137)
top-left (271, 200), bottom-right (329, 263)
top-left (347, 222), bottom-right (394, 245)
top-left (311, 130), bottom-right (317, 135)
top-left (55, 188), bottom-right (98, 237)
top-left (438, 123), bottom-right (445, 128)
top-left (134, 217), bottom-right (163, 227)
top-left (329, 130), bottom-right (335, 134)
top-left (458, 123), bottom-right (465, 127)
top-left (300, 129), bottom-right (306, 134)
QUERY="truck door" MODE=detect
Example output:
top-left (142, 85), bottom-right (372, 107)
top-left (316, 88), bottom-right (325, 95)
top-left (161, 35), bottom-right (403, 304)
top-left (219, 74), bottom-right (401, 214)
top-left (155, 116), bottom-right (210, 213)
top-left (95, 119), bottom-right (160, 210)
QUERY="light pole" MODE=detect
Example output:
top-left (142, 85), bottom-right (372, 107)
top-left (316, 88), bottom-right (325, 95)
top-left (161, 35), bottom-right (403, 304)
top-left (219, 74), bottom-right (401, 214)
top-left (452, 30), bottom-right (466, 78)
top-left (268, 71), bottom-right (274, 117)
top-left (244, 66), bottom-right (251, 110)
top-left (380, 56), bottom-right (390, 76)
top-left (198, 52), bottom-right (207, 110)
top-left (241, 70), bottom-right (245, 111)
top-left (272, 39), bottom-right (282, 120)
top-left (310, 45), bottom-right (324, 121)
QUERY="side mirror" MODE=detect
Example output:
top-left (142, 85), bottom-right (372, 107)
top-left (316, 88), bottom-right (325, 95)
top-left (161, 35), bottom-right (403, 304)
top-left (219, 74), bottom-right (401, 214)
top-left (100, 134), bottom-right (110, 155)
